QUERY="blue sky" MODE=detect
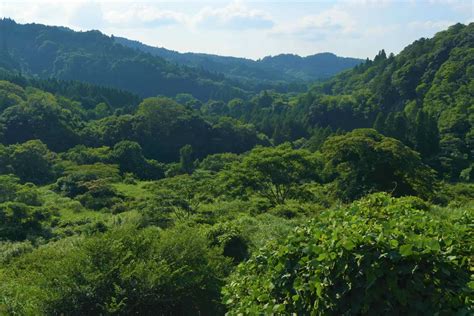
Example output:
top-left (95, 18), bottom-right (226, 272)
top-left (1, 0), bottom-right (472, 59)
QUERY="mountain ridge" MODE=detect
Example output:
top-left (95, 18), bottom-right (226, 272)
top-left (114, 36), bottom-right (363, 83)
top-left (0, 18), bottom-right (247, 101)
top-left (0, 18), bottom-right (362, 100)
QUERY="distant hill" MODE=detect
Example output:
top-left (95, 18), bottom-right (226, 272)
top-left (115, 36), bottom-right (363, 83)
top-left (199, 23), bottom-right (473, 181)
top-left (259, 53), bottom-right (363, 80)
top-left (0, 19), bottom-right (248, 101)
top-left (0, 19), bottom-right (362, 101)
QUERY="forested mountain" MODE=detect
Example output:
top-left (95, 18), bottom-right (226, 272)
top-left (0, 19), bottom-right (248, 101)
top-left (205, 23), bottom-right (473, 181)
top-left (310, 22), bottom-right (473, 180)
top-left (0, 21), bottom-right (472, 315)
top-left (115, 36), bottom-right (362, 84)
top-left (0, 19), bottom-right (361, 100)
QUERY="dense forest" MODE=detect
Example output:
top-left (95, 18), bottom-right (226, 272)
top-left (0, 21), bottom-right (472, 315)
top-left (0, 18), bottom-right (245, 101)
top-left (0, 19), bottom-right (360, 100)
top-left (115, 36), bottom-right (362, 84)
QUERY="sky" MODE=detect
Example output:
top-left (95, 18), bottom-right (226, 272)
top-left (0, 0), bottom-right (472, 60)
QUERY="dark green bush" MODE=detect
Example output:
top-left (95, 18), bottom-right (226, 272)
top-left (223, 193), bottom-right (473, 315)
top-left (198, 153), bottom-right (241, 173)
top-left (206, 222), bottom-right (249, 263)
top-left (0, 226), bottom-right (231, 315)
top-left (0, 202), bottom-right (51, 241)
top-left (0, 175), bottom-right (50, 241)
top-left (2, 140), bottom-right (58, 184)
top-left (75, 179), bottom-right (124, 211)
top-left (321, 129), bottom-right (438, 201)
top-left (55, 163), bottom-right (120, 198)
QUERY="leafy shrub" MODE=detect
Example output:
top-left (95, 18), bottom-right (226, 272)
top-left (223, 144), bottom-right (320, 205)
top-left (75, 179), bottom-right (124, 211)
top-left (321, 129), bottom-right (438, 201)
top-left (0, 240), bottom-right (34, 264)
top-left (198, 152), bottom-right (241, 172)
top-left (112, 141), bottom-right (164, 180)
top-left (269, 199), bottom-right (312, 219)
top-left (55, 163), bottom-right (120, 197)
top-left (0, 226), bottom-right (231, 315)
top-left (0, 175), bottom-right (31, 203)
top-left (54, 164), bottom-right (124, 211)
top-left (223, 193), bottom-right (473, 315)
top-left (436, 182), bottom-right (474, 208)
top-left (61, 145), bottom-right (112, 165)
top-left (3, 140), bottom-right (58, 184)
top-left (206, 222), bottom-right (249, 263)
top-left (0, 202), bottom-right (51, 241)
top-left (0, 176), bottom-right (50, 241)
top-left (122, 172), bottom-right (137, 184)
top-left (141, 173), bottom-right (215, 226)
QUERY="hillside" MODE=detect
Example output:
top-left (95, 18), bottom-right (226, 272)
top-left (0, 20), bottom-right (472, 315)
top-left (0, 19), bottom-right (248, 101)
top-left (0, 19), bottom-right (362, 100)
top-left (314, 22), bottom-right (474, 180)
top-left (0, 73), bottom-right (266, 160)
top-left (205, 23), bottom-right (473, 181)
top-left (115, 36), bottom-right (362, 83)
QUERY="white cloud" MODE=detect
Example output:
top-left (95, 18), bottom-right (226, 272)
top-left (194, 1), bottom-right (274, 30)
top-left (407, 20), bottom-right (456, 30)
top-left (104, 5), bottom-right (185, 28)
top-left (67, 1), bottom-right (274, 31)
top-left (271, 7), bottom-right (358, 41)
top-left (0, 1), bottom-right (72, 26)
top-left (69, 1), bottom-right (104, 30)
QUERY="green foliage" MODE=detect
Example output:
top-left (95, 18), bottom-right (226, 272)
top-left (141, 172), bottom-right (214, 226)
top-left (0, 240), bottom-right (34, 264)
top-left (3, 140), bottom-right (58, 184)
top-left (75, 179), bottom-right (124, 211)
top-left (0, 18), bottom-right (247, 101)
top-left (224, 144), bottom-right (320, 205)
top-left (54, 163), bottom-right (125, 211)
top-left (269, 199), bottom-right (314, 219)
top-left (206, 222), bottom-right (249, 263)
top-left (198, 152), bottom-right (241, 172)
top-left (112, 140), bottom-right (164, 180)
top-left (0, 202), bottom-right (51, 241)
top-left (61, 145), bottom-right (111, 165)
top-left (0, 226), bottom-right (231, 315)
top-left (55, 163), bottom-right (120, 198)
top-left (437, 182), bottom-right (474, 208)
top-left (0, 67), bottom-right (140, 110)
top-left (0, 75), bottom-right (265, 166)
top-left (0, 88), bottom-right (81, 151)
top-left (0, 175), bottom-right (42, 206)
top-left (179, 144), bottom-right (194, 174)
top-left (0, 21), bottom-right (472, 316)
top-left (224, 193), bottom-right (473, 315)
top-left (134, 97), bottom-right (209, 161)
top-left (321, 129), bottom-right (438, 201)
top-left (83, 97), bottom-right (263, 162)
top-left (0, 175), bottom-right (51, 241)
top-left (0, 80), bottom-right (25, 111)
